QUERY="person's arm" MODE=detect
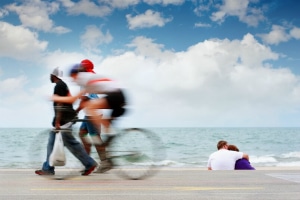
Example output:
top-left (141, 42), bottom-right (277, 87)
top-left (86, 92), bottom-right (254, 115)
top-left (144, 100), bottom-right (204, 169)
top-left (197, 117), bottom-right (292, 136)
top-left (52, 90), bottom-right (86, 104)
top-left (207, 157), bottom-right (212, 170)
top-left (75, 96), bottom-right (90, 113)
top-left (242, 153), bottom-right (249, 161)
top-left (52, 94), bottom-right (78, 104)
top-left (54, 102), bottom-right (63, 129)
top-left (53, 83), bottom-right (73, 129)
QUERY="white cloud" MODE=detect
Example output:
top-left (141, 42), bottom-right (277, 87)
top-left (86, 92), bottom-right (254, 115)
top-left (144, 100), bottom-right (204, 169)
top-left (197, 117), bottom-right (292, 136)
top-left (80, 25), bottom-right (113, 53)
top-left (103, 0), bottom-right (140, 8)
top-left (5, 0), bottom-right (70, 34)
top-left (126, 9), bottom-right (172, 29)
top-left (60, 0), bottom-right (183, 15)
top-left (52, 26), bottom-right (71, 34)
top-left (2, 33), bottom-right (300, 128)
top-left (0, 74), bottom-right (54, 128)
top-left (42, 50), bottom-right (90, 73)
top-left (211, 0), bottom-right (265, 27)
top-left (258, 25), bottom-right (290, 45)
top-left (194, 2), bottom-right (211, 16)
top-left (61, 0), bottom-right (112, 17)
top-left (94, 33), bottom-right (300, 127)
top-left (0, 75), bottom-right (28, 95)
top-left (143, 0), bottom-right (184, 5)
top-left (0, 101), bottom-right (52, 128)
top-left (0, 7), bottom-right (8, 18)
top-left (290, 27), bottom-right (300, 40)
top-left (194, 22), bottom-right (211, 28)
top-left (58, 0), bottom-right (75, 7)
top-left (0, 75), bottom-right (40, 125)
top-left (0, 50), bottom-right (105, 128)
top-left (0, 21), bottom-right (47, 60)
top-left (127, 36), bottom-right (174, 60)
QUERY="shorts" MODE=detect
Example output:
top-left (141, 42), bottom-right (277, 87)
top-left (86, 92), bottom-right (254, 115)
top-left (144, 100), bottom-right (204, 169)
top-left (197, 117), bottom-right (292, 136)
top-left (80, 116), bottom-right (99, 136)
top-left (105, 90), bottom-right (126, 118)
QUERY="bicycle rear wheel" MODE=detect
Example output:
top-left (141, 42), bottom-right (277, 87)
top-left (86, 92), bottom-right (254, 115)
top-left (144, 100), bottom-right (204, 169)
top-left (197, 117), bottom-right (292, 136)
top-left (107, 128), bottom-right (165, 180)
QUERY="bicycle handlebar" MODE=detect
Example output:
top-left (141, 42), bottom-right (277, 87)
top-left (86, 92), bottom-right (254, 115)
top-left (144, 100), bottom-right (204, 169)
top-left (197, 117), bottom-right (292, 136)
top-left (71, 118), bottom-right (88, 123)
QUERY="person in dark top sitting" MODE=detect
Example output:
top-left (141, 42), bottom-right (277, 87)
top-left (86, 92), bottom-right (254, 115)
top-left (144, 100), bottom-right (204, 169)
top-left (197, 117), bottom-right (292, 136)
top-left (228, 144), bottom-right (255, 170)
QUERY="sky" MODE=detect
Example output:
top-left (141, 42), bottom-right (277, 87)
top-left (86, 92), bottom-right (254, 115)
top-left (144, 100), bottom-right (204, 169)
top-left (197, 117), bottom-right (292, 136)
top-left (0, 0), bottom-right (300, 128)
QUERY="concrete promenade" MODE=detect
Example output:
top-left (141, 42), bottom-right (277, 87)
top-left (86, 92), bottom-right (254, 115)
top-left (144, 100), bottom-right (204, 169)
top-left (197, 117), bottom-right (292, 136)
top-left (0, 168), bottom-right (299, 200)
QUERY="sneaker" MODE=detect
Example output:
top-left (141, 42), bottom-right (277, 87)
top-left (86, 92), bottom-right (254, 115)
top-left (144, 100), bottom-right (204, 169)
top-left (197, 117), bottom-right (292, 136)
top-left (81, 164), bottom-right (97, 176)
top-left (35, 169), bottom-right (55, 175)
top-left (79, 166), bottom-right (93, 173)
top-left (94, 160), bottom-right (112, 173)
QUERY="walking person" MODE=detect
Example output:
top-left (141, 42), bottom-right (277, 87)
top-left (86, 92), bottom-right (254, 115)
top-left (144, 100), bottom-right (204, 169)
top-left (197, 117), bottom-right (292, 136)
top-left (35, 67), bottom-right (97, 176)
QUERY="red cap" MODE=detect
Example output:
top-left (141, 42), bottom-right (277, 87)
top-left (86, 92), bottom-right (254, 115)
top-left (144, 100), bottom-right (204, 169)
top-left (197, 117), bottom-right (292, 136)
top-left (80, 59), bottom-right (95, 73)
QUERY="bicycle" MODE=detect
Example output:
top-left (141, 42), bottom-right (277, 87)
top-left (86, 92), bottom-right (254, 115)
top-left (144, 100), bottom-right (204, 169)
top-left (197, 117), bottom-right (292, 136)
top-left (29, 117), bottom-right (165, 180)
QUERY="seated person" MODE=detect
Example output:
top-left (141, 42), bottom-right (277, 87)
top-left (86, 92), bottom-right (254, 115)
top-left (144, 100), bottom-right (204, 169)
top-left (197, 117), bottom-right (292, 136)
top-left (207, 140), bottom-right (249, 170)
top-left (228, 144), bottom-right (255, 170)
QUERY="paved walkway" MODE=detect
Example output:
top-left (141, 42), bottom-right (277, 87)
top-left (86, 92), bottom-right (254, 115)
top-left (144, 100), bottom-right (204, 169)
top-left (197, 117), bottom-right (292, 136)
top-left (0, 168), bottom-right (299, 200)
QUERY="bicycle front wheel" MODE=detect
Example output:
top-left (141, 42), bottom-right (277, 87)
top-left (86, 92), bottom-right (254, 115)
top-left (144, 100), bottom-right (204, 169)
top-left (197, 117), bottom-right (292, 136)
top-left (107, 128), bottom-right (165, 180)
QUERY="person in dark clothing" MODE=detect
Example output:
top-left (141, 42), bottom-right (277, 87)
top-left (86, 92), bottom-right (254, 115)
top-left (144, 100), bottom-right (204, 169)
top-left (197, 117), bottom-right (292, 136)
top-left (35, 67), bottom-right (97, 176)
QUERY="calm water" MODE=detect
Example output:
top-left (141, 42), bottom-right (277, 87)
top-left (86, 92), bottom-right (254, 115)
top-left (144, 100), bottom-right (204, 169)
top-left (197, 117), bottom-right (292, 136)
top-left (0, 127), bottom-right (299, 169)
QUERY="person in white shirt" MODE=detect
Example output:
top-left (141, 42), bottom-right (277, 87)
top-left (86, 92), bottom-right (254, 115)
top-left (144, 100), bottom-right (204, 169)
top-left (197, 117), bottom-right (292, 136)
top-left (207, 140), bottom-right (249, 170)
top-left (74, 59), bottom-right (111, 173)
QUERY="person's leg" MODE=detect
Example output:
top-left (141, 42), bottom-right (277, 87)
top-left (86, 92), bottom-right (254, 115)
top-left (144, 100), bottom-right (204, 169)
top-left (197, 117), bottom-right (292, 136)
top-left (79, 119), bottom-right (92, 154)
top-left (86, 118), bottom-right (107, 161)
top-left (36, 130), bottom-right (55, 175)
top-left (61, 129), bottom-right (97, 175)
top-left (85, 98), bottom-right (111, 132)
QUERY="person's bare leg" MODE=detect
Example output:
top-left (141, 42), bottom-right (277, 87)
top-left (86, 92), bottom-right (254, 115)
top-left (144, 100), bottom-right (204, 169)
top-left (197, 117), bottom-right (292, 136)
top-left (85, 99), bottom-right (111, 132)
top-left (93, 133), bottom-right (112, 173)
top-left (100, 118), bottom-right (112, 133)
top-left (94, 135), bottom-right (107, 161)
top-left (79, 129), bottom-right (91, 154)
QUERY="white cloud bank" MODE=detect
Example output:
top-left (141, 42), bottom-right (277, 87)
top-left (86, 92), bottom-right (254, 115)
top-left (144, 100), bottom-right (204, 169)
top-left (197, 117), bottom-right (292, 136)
top-left (0, 21), bottom-right (47, 60)
top-left (1, 33), bottom-right (300, 128)
top-left (95, 33), bottom-right (300, 127)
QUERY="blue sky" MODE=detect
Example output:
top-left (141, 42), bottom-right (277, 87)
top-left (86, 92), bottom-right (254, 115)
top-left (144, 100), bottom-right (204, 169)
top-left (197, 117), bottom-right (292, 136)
top-left (1, 0), bottom-right (300, 128)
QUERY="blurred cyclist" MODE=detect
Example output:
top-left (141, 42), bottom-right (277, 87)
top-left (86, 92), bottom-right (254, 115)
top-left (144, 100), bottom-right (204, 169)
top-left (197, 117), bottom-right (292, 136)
top-left (75, 59), bottom-right (109, 173)
top-left (51, 64), bottom-right (127, 172)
